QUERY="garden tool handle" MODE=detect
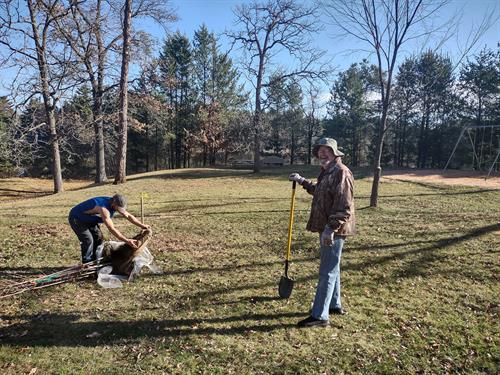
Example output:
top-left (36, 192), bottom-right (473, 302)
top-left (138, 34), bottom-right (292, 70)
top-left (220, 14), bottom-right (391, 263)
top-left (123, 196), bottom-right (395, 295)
top-left (285, 181), bottom-right (296, 274)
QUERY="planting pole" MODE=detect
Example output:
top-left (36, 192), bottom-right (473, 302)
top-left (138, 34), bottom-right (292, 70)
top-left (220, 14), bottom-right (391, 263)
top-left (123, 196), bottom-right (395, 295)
top-left (141, 195), bottom-right (144, 223)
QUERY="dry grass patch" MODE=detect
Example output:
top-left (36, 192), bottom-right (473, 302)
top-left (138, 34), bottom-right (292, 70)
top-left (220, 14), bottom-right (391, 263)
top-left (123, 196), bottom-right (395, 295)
top-left (0, 167), bottom-right (498, 374)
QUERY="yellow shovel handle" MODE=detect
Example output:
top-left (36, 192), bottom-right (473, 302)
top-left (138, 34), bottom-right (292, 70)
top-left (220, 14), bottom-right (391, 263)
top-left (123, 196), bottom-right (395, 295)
top-left (286, 181), bottom-right (297, 262)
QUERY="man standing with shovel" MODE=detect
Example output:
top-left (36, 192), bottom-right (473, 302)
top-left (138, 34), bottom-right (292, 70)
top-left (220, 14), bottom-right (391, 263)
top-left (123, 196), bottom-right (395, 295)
top-left (289, 138), bottom-right (355, 328)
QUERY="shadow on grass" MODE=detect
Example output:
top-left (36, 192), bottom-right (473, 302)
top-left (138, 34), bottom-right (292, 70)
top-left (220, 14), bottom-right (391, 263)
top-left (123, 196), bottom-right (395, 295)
top-left (356, 188), bottom-right (498, 201)
top-left (347, 222), bottom-right (500, 278)
top-left (170, 223), bottom-right (499, 302)
top-left (128, 168), bottom-right (254, 181)
top-left (0, 187), bottom-right (51, 195)
top-left (124, 165), bottom-right (373, 183)
top-left (163, 255), bottom-right (318, 277)
top-left (0, 311), bottom-right (302, 347)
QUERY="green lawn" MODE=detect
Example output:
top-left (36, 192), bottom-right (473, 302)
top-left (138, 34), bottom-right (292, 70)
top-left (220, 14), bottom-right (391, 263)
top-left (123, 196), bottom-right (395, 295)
top-left (0, 166), bottom-right (498, 374)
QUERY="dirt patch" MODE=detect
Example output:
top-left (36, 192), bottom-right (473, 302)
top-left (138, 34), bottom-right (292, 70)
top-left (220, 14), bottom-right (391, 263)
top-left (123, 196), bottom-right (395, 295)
top-left (13, 223), bottom-right (70, 238)
top-left (382, 169), bottom-right (500, 189)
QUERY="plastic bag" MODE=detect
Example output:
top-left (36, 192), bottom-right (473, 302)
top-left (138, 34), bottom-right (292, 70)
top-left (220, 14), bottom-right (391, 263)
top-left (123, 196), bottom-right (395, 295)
top-left (97, 246), bottom-right (162, 287)
top-left (129, 247), bottom-right (163, 281)
top-left (97, 266), bottom-right (128, 288)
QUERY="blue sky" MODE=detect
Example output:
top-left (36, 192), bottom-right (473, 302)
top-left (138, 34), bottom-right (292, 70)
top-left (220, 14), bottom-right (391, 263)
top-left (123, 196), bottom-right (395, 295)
top-left (136, 0), bottom-right (499, 107)
top-left (162, 0), bottom-right (499, 68)
top-left (1, 0), bottom-right (499, 100)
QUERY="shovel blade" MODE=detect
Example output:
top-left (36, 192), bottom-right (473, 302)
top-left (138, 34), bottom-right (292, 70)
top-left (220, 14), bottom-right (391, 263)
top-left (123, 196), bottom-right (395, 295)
top-left (278, 275), bottom-right (294, 299)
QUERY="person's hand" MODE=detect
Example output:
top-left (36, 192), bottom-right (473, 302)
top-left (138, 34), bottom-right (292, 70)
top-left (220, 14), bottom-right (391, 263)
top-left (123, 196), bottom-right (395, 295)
top-left (288, 172), bottom-right (305, 185)
top-left (320, 226), bottom-right (334, 246)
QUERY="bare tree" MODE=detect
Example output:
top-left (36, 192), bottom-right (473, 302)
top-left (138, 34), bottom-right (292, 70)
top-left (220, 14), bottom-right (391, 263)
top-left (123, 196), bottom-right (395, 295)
top-left (303, 83), bottom-right (325, 165)
top-left (323, 0), bottom-right (454, 206)
top-left (113, 0), bottom-right (132, 184)
top-left (114, 0), bottom-right (176, 183)
top-left (52, 0), bottom-right (175, 183)
top-left (53, 0), bottom-right (122, 183)
top-left (0, 0), bottom-right (74, 193)
top-left (227, 0), bottom-right (327, 172)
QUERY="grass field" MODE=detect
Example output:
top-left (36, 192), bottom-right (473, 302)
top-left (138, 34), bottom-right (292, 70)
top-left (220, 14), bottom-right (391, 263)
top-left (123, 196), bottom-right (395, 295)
top-left (0, 166), bottom-right (498, 374)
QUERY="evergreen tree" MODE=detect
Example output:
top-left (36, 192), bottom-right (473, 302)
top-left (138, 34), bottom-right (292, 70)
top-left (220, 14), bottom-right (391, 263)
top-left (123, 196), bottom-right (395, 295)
top-left (159, 32), bottom-right (193, 168)
top-left (327, 62), bottom-right (377, 167)
top-left (459, 48), bottom-right (500, 169)
top-left (414, 51), bottom-right (454, 168)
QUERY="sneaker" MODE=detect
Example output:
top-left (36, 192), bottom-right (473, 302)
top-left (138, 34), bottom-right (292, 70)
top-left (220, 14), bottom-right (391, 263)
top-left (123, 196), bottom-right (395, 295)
top-left (297, 315), bottom-right (329, 328)
top-left (329, 307), bottom-right (347, 315)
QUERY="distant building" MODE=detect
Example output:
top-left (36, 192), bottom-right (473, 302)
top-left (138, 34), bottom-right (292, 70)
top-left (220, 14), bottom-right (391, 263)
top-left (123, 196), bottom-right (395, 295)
top-left (261, 156), bottom-right (285, 167)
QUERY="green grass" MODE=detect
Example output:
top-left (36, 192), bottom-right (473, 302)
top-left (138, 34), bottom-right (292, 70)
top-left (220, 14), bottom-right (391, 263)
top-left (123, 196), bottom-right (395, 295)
top-left (0, 166), bottom-right (498, 374)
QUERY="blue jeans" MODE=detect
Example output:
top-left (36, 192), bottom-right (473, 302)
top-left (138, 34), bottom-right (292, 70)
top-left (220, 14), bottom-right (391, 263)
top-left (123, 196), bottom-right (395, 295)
top-left (311, 235), bottom-right (345, 321)
top-left (68, 217), bottom-right (102, 263)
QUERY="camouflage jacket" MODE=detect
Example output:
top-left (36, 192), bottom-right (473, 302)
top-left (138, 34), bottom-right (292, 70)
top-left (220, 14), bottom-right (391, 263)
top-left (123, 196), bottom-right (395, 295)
top-left (302, 159), bottom-right (356, 235)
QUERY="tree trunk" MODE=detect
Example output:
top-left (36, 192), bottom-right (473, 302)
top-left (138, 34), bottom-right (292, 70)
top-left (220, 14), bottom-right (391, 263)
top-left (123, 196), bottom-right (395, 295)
top-left (253, 57), bottom-right (264, 173)
top-left (114, 0), bottom-right (132, 184)
top-left (307, 120), bottom-right (313, 165)
top-left (253, 117), bottom-right (261, 172)
top-left (93, 94), bottom-right (107, 183)
top-left (94, 3), bottom-right (107, 183)
top-left (27, 0), bottom-right (63, 193)
top-left (370, 106), bottom-right (388, 207)
top-left (154, 123), bottom-right (159, 170)
top-left (370, 128), bottom-right (384, 207)
top-left (48, 110), bottom-right (63, 193)
top-left (417, 109), bottom-right (426, 168)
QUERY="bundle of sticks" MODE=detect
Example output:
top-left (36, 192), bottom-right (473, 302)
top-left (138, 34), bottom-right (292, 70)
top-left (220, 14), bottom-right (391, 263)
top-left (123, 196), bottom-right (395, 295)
top-left (0, 228), bottom-right (152, 299)
top-left (0, 260), bottom-right (104, 299)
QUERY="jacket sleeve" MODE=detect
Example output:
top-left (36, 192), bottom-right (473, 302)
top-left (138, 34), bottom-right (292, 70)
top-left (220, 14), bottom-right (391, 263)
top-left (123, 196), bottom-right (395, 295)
top-left (327, 169), bottom-right (354, 230)
top-left (302, 179), bottom-right (316, 195)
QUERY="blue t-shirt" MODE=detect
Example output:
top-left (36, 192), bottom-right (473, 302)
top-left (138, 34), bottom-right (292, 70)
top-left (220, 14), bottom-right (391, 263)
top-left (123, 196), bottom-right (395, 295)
top-left (69, 196), bottom-right (116, 224)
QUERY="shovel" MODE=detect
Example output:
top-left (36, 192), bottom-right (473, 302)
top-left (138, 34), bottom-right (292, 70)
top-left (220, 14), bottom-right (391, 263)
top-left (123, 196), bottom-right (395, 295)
top-left (278, 180), bottom-right (297, 299)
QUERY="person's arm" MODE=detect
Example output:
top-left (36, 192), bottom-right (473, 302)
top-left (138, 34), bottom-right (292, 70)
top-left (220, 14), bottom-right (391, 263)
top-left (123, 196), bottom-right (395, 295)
top-left (98, 206), bottom-right (138, 248)
top-left (301, 179), bottom-right (316, 195)
top-left (116, 207), bottom-right (150, 230)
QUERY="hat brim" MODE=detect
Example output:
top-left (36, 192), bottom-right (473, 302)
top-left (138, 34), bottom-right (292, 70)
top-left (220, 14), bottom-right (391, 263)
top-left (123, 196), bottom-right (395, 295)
top-left (312, 145), bottom-right (344, 158)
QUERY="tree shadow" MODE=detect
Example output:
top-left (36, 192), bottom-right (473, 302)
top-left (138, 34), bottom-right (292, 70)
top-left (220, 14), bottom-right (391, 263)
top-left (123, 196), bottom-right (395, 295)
top-left (356, 187), bottom-right (498, 200)
top-left (0, 311), bottom-right (302, 347)
top-left (346, 222), bottom-right (500, 279)
top-left (163, 223), bottom-right (498, 303)
top-left (161, 255), bottom-right (317, 278)
top-left (0, 188), bottom-right (52, 200)
top-left (127, 168), bottom-right (254, 181)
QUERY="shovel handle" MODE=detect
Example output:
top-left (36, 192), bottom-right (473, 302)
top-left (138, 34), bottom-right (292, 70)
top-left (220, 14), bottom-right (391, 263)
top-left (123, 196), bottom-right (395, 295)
top-left (286, 181), bottom-right (296, 263)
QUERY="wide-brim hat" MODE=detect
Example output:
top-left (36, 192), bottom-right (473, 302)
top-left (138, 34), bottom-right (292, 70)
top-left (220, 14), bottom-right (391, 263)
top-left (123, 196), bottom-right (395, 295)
top-left (312, 137), bottom-right (344, 158)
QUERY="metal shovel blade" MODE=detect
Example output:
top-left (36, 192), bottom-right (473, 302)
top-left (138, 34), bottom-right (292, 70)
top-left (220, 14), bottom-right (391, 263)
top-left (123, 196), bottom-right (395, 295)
top-left (278, 275), bottom-right (294, 299)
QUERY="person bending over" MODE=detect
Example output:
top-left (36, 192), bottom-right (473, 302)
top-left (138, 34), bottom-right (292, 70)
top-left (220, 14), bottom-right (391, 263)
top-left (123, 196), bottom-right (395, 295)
top-left (68, 194), bottom-right (150, 263)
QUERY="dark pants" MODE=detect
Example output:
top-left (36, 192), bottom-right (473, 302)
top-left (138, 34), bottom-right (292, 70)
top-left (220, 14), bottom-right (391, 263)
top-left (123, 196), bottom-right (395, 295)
top-left (68, 217), bottom-right (103, 263)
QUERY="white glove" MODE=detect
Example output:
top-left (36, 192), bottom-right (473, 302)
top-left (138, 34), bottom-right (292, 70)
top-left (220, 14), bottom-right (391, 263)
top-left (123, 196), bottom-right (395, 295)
top-left (320, 226), bottom-right (334, 246)
top-left (289, 172), bottom-right (305, 185)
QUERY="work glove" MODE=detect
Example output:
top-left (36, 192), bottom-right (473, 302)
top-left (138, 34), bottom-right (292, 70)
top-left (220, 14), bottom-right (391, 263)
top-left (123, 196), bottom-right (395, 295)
top-left (288, 172), bottom-right (305, 185)
top-left (320, 226), bottom-right (334, 246)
